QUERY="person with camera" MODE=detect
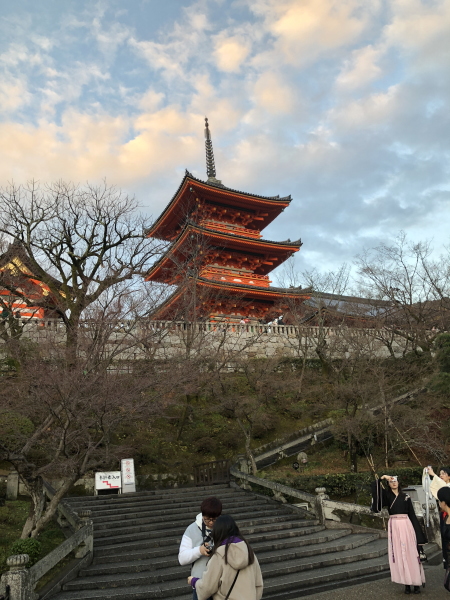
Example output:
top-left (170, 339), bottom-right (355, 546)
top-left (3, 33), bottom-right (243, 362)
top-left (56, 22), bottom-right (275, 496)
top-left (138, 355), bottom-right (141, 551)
top-left (187, 514), bottom-right (263, 600)
top-left (371, 475), bottom-right (426, 595)
top-left (178, 497), bottom-right (222, 600)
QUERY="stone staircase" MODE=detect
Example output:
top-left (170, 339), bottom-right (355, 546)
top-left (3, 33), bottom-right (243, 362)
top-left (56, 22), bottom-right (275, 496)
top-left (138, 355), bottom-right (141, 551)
top-left (50, 484), bottom-right (390, 600)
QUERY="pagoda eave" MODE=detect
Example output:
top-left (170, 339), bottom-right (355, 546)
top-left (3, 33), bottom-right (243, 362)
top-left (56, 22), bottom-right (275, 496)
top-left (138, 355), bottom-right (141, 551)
top-left (145, 223), bottom-right (301, 282)
top-left (146, 174), bottom-right (292, 241)
top-left (149, 278), bottom-right (310, 321)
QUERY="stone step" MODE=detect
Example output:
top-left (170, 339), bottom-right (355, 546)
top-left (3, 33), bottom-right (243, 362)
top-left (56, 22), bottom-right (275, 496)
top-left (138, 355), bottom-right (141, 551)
top-left (61, 540), bottom-right (388, 593)
top-left (49, 484), bottom-right (392, 600)
top-left (90, 500), bottom-right (283, 527)
top-left (260, 555), bottom-right (389, 599)
top-left (93, 511), bottom-right (311, 539)
top-left (88, 494), bottom-right (261, 517)
top-left (174, 555), bottom-right (390, 600)
top-left (70, 495), bottom-right (265, 520)
top-left (50, 555), bottom-right (390, 600)
top-left (92, 526), bottom-right (345, 564)
top-left (93, 518), bottom-right (321, 547)
top-left (83, 532), bottom-right (375, 577)
top-left (93, 511), bottom-right (305, 537)
top-left (66, 486), bottom-right (235, 508)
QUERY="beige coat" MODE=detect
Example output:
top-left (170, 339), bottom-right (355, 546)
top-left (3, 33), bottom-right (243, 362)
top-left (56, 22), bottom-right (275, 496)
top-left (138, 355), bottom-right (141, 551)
top-left (195, 540), bottom-right (263, 600)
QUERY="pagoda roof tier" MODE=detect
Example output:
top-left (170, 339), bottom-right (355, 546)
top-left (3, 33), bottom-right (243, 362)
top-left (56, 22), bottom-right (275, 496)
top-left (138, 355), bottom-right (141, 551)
top-left (146, 172), bottom-right (292, 241)
top-left (149, 277), bottom-right (311, 321)
top-left (146, 223), bottom-right (302, 282)
top-left (0, 242), bottom-right (68, 309)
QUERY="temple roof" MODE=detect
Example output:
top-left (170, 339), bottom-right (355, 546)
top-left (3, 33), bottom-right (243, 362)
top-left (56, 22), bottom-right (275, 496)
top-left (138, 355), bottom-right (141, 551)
top-left (146, 222), bottom-right (301, 281)
top-left (146, 171), bottom-right (293, 241)
top-left (0, 242), bottom-right (65, 291)
top-left (0, 242), bottom-right (67, 310)
top-left (149, 277), bottom-right (311, 319)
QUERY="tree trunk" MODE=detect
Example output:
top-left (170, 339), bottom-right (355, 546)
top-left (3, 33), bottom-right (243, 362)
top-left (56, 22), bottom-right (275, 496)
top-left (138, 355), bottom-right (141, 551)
top-left (176, 394), bottom-right (196, 441)
top-left (348, 432), bottom-right (358, 473)
top-left (21, 475), bottom-right (45, 538)
top-left (21, 475), bottom-right (78, 538)
top-left (237, 418), bottom-right (258, 474)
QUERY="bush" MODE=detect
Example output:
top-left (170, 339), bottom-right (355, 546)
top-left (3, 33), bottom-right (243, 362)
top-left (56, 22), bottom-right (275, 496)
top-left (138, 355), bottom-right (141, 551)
top-left (8, 538), bottom-right (42, 566)
top-left (265, 466), bottom-right (424, 499)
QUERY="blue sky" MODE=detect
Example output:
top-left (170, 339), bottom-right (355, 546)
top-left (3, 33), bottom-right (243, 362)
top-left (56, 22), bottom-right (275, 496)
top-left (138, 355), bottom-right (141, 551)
top-left (1, 0), bottom-right (449, 281)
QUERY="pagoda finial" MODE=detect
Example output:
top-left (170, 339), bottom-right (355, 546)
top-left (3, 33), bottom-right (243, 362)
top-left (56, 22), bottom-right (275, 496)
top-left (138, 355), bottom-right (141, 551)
top-left (204, 117), bottom-right (222, 186)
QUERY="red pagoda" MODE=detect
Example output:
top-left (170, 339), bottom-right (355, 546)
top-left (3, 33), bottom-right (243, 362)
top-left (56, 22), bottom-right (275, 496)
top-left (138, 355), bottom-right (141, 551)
top-left (146, 119), bottom-right (310, 322)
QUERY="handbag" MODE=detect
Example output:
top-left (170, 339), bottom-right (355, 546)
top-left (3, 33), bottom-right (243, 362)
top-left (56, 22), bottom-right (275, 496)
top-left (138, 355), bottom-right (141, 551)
top-left (224, 570), bottom-right (240, 600)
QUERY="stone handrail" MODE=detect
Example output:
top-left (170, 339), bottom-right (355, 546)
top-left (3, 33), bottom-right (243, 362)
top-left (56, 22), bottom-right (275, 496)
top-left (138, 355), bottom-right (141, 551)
top-left (230, 463), bottom-right (317, 512)
top-left (253, 419), bottom-right (334, 469)
top-left (251, 389), bottom-right (422, 471)
top-left (0, 486), bottom-right (94, 600)
top-left (42, 482), bottom-right (83, 533)
top-left (29, 520), bottom-right (93, 582)
top-left (231, 463), bottom-right (442, 548)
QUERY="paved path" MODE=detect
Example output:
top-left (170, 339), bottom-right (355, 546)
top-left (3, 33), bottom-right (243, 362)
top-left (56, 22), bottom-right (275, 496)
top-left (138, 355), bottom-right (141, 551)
top-left (307, 564), bottom-right (447, 599)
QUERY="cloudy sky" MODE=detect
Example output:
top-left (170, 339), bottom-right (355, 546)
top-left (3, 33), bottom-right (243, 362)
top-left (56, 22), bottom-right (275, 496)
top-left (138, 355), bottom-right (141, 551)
top-left (1, 0), bottom-right (449, 279)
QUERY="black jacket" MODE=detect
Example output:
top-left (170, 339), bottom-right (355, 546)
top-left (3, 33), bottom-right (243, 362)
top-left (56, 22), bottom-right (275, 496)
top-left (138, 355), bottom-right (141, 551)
top-left (371, 479), bottom-right (427, 545)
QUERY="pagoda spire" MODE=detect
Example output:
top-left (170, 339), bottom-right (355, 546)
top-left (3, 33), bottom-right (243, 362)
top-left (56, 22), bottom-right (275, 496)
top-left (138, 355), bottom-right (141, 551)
top-left (204, 117), bottom-right (222, 186)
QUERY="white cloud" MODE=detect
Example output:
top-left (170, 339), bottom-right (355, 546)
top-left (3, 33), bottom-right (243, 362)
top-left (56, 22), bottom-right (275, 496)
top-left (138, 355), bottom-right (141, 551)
top-left (213, 36), bottom-right (250, 72)
top-left (253, 72), bottom-right (295, 114)
top-left (0, 0), bottom-right (449, 272)
top-left (0, 76), bottom-right (30, 113)
top-left (249, 0), bottom-right (376, 67)
top-left (336, 45), bottom-right (384, 90)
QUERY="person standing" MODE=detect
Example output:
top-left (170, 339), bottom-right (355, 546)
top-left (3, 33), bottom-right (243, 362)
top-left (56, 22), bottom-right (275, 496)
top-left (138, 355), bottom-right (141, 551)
top-left (427, 466), bottom-right (450, 499)
top-left (371, 475), bottom-right (426, 595)
top-left (178, 497), bottom-right (222, 600)
top-left (437, 487), bottom-right (450, 579)
top-left (188, 514), bottom-right (263, 600)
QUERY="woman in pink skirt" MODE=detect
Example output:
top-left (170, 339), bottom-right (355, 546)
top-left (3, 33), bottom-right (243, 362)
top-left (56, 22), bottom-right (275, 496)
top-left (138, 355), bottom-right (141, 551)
top-left (371, 475), bottom-right (426, 595)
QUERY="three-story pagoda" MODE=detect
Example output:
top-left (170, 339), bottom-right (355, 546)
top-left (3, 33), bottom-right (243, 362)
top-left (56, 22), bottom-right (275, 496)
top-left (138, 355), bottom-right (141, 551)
top-left (146, 119), bottom-right (309, 322)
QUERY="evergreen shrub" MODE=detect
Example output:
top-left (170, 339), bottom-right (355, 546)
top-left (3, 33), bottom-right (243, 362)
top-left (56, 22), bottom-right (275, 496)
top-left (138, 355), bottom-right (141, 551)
top-left (269, 466), bottom-right (424, 498)
top-left (8, 538), bottom-right (42, 566)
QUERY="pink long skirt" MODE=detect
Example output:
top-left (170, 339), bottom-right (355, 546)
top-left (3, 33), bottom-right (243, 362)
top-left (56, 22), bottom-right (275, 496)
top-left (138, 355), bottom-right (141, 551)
top-left (388, 515), bottom-right (425, 586)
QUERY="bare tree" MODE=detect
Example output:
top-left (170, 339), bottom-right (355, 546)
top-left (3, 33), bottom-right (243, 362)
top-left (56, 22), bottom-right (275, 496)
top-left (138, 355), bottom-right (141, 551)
top-left (0, 341), bottom-right (169, 538)
top-left (356, 232), bottom-right (450, 354)
top-left (0, 180), bottom-right (164, 362)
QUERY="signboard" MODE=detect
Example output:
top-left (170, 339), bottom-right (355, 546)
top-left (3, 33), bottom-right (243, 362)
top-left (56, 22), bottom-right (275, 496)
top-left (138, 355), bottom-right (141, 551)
top-left (95, 471), bottom-right (121, 492)
top-left (121, 458), bottom-right (136, 494)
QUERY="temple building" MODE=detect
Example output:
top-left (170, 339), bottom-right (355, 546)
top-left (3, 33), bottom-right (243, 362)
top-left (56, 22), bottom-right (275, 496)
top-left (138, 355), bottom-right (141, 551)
top-left (146, 119), bottom-right (311, 322)
top-left (0, 243), bottom-right (62, 320)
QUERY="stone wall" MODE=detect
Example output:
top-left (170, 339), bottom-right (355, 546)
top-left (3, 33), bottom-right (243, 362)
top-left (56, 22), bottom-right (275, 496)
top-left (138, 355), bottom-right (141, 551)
top-left (0, 319), bottom-right (415, 363)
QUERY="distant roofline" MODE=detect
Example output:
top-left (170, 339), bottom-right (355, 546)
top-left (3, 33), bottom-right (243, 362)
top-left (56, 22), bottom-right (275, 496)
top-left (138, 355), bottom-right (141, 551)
top-left (307, 290), bottom-right (392, 307)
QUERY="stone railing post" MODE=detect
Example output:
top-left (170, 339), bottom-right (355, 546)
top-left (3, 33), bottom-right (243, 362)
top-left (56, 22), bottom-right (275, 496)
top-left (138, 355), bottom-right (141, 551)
top-left (236, 454), bottom-right (249, 474)
top-left (6, 470), bottom-right (19, 501)
top-left (0, 554), bottom-right (38, 600)
top-left (314, 487), bottom-right (329, 525)
top-left (75, 510), bottom-right (93, 559)
top-left (425, 504), bottom-right (442, 548)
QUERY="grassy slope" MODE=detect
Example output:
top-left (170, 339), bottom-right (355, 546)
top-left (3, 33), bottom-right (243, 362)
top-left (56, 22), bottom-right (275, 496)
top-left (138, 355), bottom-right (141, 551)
top-left (0, 499), bottom-right (66, 578)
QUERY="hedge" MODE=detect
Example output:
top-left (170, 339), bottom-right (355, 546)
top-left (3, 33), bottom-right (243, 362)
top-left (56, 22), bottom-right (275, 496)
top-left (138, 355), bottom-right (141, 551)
top-left (269, 466), bottom-right (424, 498)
